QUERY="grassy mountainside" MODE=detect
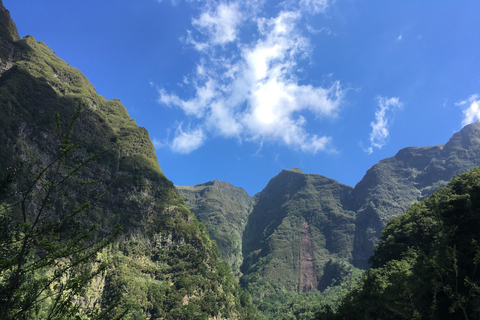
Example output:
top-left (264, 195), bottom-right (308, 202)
top-left (176, 180), bottom-right (254, 277)
top-left (241, 169), bottom-right (357, 297)
top-left (351, 121), bottom-right (480, 268)
top-left (178, 124), bottom-right (480, 318)
top-left (177, 171), bottom-right (362, 319)
top-left (0, 2), bottom-right (257, 319)
top-left (318, 167), bottom-right (480, 319)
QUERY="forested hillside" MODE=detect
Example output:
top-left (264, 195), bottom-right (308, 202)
top-left (0, 2), bottom-right (257, 319)
top-left (180, 124), bottom-right (480, 319)
top-left (352, 121), bottom-right (480, 268)
top-left (241, 169), bottom-right (356, 295)
top-left (3, 0), bottom-right (480, 319)
top-left (317, 166), bottom-right (480, 319)
top-left (177, 180), bottom-right (254, 277)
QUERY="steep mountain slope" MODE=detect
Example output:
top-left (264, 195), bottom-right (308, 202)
top-left (176, 123), bottom-right (480, 318)
top-left (352, 121), bottom-right (480, 268)
top-left (176, 180), bottom-right (254, 277)
top-left (319, 167), bottom-right (480, 319)
top-left (241, 168), bottom-right (356, 296)
top-left (0, 2), bottom-right (257, 319)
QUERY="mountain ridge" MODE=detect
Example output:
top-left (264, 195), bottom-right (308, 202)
top-left (176, 179), bottom-right (254, 277)
top-left (178, 121), bottom-right (480, 309)
top-left (352, 120), bottom-right (480, 267)
top-left (0, 2), bottom-right (258, 318)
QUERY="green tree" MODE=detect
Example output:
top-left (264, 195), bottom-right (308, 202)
top-left (316, 167), bottom-right (480, 320)
top-left (0, 106), bottom-right (122, 319)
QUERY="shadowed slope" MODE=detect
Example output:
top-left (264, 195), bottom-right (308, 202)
top-left (177, 180), bottom-right (254, 277)
top-left (0, 2), bottom-right (258, 318)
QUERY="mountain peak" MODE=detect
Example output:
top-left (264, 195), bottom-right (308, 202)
top-left (0, 1), bottom-right (19, 42)
top-left (285, 167), bottom-right (303, 173)
top-left (444, 121), bottom-right (480, 151)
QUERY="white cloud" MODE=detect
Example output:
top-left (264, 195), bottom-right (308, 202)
top-left (458, 94), bottom-right (480, 127)
top-left (192, 3), bottom-right (242, 47)
top-left (366, 96), bottom-right (403, 154)
top-left (171, 124), bottom-right (205, 154)
top-left (306, 25), bottom-right (334, 35)
top-left (158, 0), bottom-right (340, 154)
top-left (299, 0), bottom-right (331, 14)
top-left (152, 138), bottom-right (165, 149)
top-left (237, 11), bottom-right (342, 152)
top-left (158, 79), bottom-right (217, 117)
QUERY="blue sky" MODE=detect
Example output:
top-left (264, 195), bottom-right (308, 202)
top-left (4, 0), bottom-right (480, 195)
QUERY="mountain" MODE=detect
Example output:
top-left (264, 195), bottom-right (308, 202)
top-left (176, 123), bottom-right (480, 318)
top-left (177, 169), bottom-right (361, 318)
top-left (352, 121), bottom-right (480, 268)
top-left (176, 180), bottom-right (254, 277)
top-left (178, 169), bottom-right (357, 297)
top-left (317, 167), bottom-right (480, 319)
top-left (241, 168), bottom-right (356, 296)
top-left (0, 2), bottom-right (257, 319)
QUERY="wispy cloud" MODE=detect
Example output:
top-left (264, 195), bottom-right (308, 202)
top-left (192, 3), bottom-right (243, 46)
top-left (299, 0), bottom-right (331, 14)
top-left (457, 94), bottom-right (480, 127)
top-left (171, 124), bottom-right (205, 154)
top-left (151, 137), bottom-right (166, 149)
top-left (158, 79), bottom-right (216, 117)
top-left (158, 0), bottom-right (341, 154)
top-left (365, 96), bottom-right (403, 154)
top-left (306, 25), bottom-right (334, 35)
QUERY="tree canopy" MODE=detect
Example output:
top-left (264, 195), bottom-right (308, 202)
top-left (316, 167), bottom-right (480, 320)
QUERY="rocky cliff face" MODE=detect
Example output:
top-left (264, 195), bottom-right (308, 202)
top-left (179, 123), bottom-right (480, 299)
top-left (0, 2), bottom-right (257, 318)
top-left (351, 121), bottom-right (480, 268)
top-left (176, 180), bottom-right (254, 277)
top-left (241, 169), bottom-right (355, 295)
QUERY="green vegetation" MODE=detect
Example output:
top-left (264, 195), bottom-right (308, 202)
top-left (236, 169), bottom-right (359, 317)
top-left (352, 125), bottom-right (480, 268)
top-left (317, 167), bottom-right (480, 319)
top-left (0, 106), bottom-right (122, 319)
top-left (177, 180), bottom-right (254, 277)
top-left (241, 169), bottom-right (356, 296)
top-left (244, 260), bottom-right (363, 319)
top-left (181, 155), bottom-right (480, 318)
top-left (0, 3), bottom-right (258, 318)
top-left (5, 0), bottom-right (480, 318)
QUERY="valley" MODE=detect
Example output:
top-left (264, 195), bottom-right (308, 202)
top-left (2, 1), bottom-right (480, 319)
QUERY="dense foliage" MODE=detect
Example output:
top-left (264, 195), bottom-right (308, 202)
top-left (5, 1), bottom-right (480, 318)
top-left (352, 126), bottom-right (480, 268)
top-left (0, 107), bottom-right (123, 319)
top-left (317, 167), bottom-right (480, 319)
top-left (177, 180), bottom-right (254, 277)
top-left (0, 3), bottom-right (259, 318)
top-left (241, 169), bottom-right (356, 296)
top-left (249, 260), bottom-right (363, 320)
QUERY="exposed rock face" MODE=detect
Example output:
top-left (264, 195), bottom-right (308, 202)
top-left (351, 121), bottom-right (480, 268)
top-left (240, 169), bottom-right (355, 295)
top-left (300, 221), bottom-right (317, 293)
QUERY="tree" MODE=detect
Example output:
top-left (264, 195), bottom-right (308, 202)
top-left (316, 167), bottom-right (480, 319)
top-left (0, 106), bottom-right (122, 319)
